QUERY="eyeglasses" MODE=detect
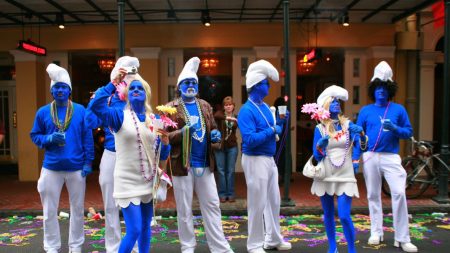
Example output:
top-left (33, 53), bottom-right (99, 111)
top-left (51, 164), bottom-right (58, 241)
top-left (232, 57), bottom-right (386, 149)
top-left (181, 80), bottom-right (198, 86)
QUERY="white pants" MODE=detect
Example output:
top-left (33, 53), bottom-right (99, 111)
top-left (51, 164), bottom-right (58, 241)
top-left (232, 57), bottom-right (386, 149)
top-left (363, 152), bottom-right (411, 243)
top-left (37, 168), bottom-right (86, 252)
top-left (172, 168), bottom-right (233, 253)
top-left (99, 149), bottom-right (121, 253)
top-left (242, 155), bottom-right (283, 251)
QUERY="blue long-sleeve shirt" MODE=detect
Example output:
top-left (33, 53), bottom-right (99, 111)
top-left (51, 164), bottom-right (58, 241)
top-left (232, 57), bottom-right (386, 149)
top-left (30, 102), bottom-right (94, 171)
top-left (85, 92), bottom-right (126, 152)
top-left (89, 82), bottom-right (170, 160)
top-left (238, 100), bottom-right (277, 156)
top-left (355, 102), bottom-right (412, 157)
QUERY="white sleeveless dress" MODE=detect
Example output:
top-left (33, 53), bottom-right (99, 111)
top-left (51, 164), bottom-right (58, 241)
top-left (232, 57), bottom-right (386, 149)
top-left (113, 109), bottom-right (159, 208)
top-left (311, 121), bottom-right (359, 198)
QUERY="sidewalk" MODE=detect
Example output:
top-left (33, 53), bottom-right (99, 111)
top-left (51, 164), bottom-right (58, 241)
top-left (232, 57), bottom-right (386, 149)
top-left (0, 171), bottom-right (449, 217)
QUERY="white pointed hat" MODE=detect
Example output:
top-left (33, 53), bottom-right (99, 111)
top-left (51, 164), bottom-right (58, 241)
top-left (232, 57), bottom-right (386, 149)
top-left (317, 85), bottom-right (348, 107)
top-left (245, 60), bottom-right (279, 89)
top-left (371, 61), bottom-right (393, 82)
top-left (110, 56), bottom-right (140, 81)
top-left (47, 63), bottom-right (71, 90)
top-left (177, 57), bottom-right (200, 86)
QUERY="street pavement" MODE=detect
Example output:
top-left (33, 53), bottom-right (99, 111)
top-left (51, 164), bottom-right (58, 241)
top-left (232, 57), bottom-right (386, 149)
top-left (0, 213), bottom-right (449, 253)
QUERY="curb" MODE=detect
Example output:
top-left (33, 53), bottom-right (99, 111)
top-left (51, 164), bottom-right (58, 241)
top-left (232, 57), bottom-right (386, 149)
top-left (1, 205), bottom-right (449, 218)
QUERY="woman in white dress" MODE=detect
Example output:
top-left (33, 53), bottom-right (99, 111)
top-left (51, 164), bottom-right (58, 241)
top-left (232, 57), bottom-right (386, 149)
top-left (310, 85), bottom-right (366, 253)
top-left (90, 69), bottom-right (170, 253)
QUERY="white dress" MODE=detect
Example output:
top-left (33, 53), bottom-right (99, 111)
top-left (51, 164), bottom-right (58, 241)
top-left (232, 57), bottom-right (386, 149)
top-left (311, 121), bottom-right (359, 198)
top-left (113, 109), bottom-right (158, 208)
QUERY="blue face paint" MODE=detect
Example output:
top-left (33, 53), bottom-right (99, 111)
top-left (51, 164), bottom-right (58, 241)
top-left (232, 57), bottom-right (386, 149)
top-left (51, 82), bottom-right (71, 104)
top-left (374, 86), bottom-right (388, 106)
top-left (128, 80), bottom-right (146, 104)
top-left (179, 78), bottom-right (198, 100)
top-left (329, 98), bottom-right (341, 118)
top-left (249, 79), bottom-right (270, 103)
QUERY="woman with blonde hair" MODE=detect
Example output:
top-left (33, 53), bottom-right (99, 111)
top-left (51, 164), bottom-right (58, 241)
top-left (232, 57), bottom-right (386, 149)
top-left (311, 85), bottom-right (366, 253)
top-left (89, 69), bottom-right (170, 253)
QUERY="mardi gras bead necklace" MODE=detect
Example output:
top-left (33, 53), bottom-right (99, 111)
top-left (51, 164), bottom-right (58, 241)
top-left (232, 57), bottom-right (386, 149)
top-left (130, 108), bottom-right (158, 182)
top-left (50, 100), bottom-right (74, 132)
top-left (179, 98), bottom-right (206, 142)
top-left (224, 114), bottom-right (234, 141)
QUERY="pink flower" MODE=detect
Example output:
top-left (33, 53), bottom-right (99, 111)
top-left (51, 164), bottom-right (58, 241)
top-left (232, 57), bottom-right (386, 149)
top-left (160, 114), bottom-right (178, 129)
top-left (116, 81), bottom-right (127, 101)
top-left (301, 103), bottom-right (319, 114)
top-left (311, 107), bottom-right (330, 120)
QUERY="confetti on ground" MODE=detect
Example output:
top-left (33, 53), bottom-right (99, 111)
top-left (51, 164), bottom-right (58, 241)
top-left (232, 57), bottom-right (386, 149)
top-left (0, 213), bottom-right (448, 252)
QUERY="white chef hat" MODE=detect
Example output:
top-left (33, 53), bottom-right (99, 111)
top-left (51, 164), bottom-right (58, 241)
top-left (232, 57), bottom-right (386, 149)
top-left (245, 60), bottom-right (279, 89)
top-left (110, 56), bottom-right (140, 82)
top-left (177, 57), bottom-right (200, 86)
top-left (47, 63), bottom-right (71, 90)
top-left (317, 85), bottom-right (348, 107)
top-left (371, 61), bottom-right (393, 82)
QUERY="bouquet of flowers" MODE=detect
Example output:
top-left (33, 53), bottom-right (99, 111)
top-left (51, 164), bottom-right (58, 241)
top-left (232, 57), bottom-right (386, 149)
top-left (155, 105), bottom-right (178, 129)
top-left (301, 103), bottom-right (330, 122)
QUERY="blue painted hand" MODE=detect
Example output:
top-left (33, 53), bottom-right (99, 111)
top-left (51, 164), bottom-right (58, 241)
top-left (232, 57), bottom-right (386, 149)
top-left (382, 119), bottom-right (397, 131)
top-left (348, 122), bottom-right (363, 135)
top-left (317, 136), bottom-right (329, 150)
top-left (47, 132), bottom-right (65, 145)
top-left (81, 164), bottom-right (92, 177)
top-left (211, 129), bottom-right (221, 143)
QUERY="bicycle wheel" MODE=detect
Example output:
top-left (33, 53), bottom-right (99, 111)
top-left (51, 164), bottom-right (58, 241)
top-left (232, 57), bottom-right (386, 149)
top-left (382, 157), bottom-right (433, 199)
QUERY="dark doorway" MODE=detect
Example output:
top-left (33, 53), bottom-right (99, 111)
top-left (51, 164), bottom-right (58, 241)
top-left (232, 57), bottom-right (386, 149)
top-left (296, 48), bottom-right (344, 171)
top-left (184, 49), bottom-right (232, 112)
top-left (433, 36), bottom-right (447, 145)
top-left (70, 51), bottom-right (115, 170)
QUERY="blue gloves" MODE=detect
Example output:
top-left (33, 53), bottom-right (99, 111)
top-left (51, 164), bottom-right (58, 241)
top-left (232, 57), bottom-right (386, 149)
top-left (211, 129), bottom-right (221, 143)
top-left (46, 132), bottom-right (66, 145)
top-left (81, 164), bottom-right (92, 177)
top-left (353, 161), bottom-right (359, 174)
top-left (316, 136), bottom-right (329, 150)
top-left (382, 119), bottom-right (397, 131)
top-left (348, 122), bottom-right (363, 135)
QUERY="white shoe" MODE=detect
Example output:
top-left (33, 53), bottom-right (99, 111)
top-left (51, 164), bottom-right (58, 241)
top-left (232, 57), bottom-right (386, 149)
top-left (368, 235), bottom-right (384, 245)
top-left (249, 248), bottom-right (266, 253)
top-left (394, 241), bottom-right (418, 252)
top-left (263, 241), bottom-right (292, 251)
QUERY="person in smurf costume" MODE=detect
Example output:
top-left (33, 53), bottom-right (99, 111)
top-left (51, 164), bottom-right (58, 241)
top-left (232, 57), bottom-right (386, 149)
top-left (89, 66), bottom-right (171, 253)
top-left (85, 56), bottom-right (140, 253)
top-left (31, 63), bottom-right (94, 253)
top-left (165, 57), bottom-right (234, 253)
top-left (311, 85), bottom-right (366, 253)
top-left (356, 61), bottom-right (417, 252)
top-left (237, 60), bottom-right (291, 253)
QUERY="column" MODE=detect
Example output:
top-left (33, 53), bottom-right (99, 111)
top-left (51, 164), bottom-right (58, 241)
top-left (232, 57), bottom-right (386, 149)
top-left (10, 50), bottom-right (46, 181)
top-left (419, 51), bottom-right (439, 140)
top-left (130, 47), bottom-right (161, 107)
top-left (344, 49), bottom-right (368, 121)
top-left (253, 46), bottom-right (281, 106)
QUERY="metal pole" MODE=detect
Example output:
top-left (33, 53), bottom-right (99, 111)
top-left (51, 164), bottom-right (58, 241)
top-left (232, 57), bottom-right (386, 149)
top-left (281, 0), bottom-right (295, 207)
top-left (118, 0), bottom-right (125, 57)
top-left (432, 0), bottom-right (450, 204)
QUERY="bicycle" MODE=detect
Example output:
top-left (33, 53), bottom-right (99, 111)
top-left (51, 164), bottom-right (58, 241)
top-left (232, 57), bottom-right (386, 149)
top-left (382, 137), bottom-right (450, 199)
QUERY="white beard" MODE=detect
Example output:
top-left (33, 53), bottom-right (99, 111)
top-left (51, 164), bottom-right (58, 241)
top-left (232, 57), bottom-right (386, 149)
top-left (182, 88), bottom-right (197, 98)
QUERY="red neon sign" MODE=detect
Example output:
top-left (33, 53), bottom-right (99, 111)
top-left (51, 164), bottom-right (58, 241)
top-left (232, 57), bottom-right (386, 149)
top-left (17, 40), bottom-right (47, 56)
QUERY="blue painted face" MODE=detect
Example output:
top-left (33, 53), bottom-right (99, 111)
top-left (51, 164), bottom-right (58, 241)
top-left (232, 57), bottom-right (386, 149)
top-left (249, 79), bottom-right (270, 100)
top-left (128, 80), bottom-right (146, 103)
top-left (51, 82), bottom-right (71, 103)
top-left (329, 98), bottom-right (341, 115)
top-left (374, 86), bottom-right (388, 104)
top-left (179, 78), bottom-right (198, 99)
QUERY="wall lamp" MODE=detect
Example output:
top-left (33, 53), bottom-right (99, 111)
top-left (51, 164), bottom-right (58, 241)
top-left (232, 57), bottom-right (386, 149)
top-left (342, 13), bottom-right (349, 27)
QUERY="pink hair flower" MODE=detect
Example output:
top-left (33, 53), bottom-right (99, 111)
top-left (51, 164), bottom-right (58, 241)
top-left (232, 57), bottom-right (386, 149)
top-left (312, 107), bottom-right (330, 121)
top-left (301, 103), bottom-right (319, 114)
top-left (116, 81), bottom-right (128, 101)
